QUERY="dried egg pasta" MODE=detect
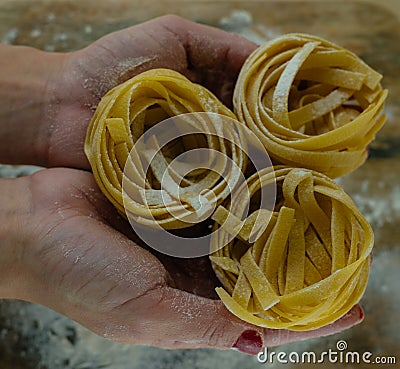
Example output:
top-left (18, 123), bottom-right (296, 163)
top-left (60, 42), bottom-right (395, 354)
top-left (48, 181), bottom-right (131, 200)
top-left (85, 69), bottom-right (246, 229)
top-left (210, 166), bottom-right (373, 331)
top-left (234, 33), bottom-right (388, 178)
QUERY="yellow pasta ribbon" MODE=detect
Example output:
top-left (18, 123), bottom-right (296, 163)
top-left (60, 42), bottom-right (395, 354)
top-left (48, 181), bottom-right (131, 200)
top-left (210, 166), bottom-right (373, 331)
top-left (85, 69), bottom-right (246, 229)
top-left (234, 33), bottom-right (388, 178)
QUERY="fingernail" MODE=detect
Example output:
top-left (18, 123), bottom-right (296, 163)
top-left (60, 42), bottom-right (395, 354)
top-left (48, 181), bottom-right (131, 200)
top-left (369, 253), bottom-right (373, 266)
top-left (232, 330), bottom-right (263, 355)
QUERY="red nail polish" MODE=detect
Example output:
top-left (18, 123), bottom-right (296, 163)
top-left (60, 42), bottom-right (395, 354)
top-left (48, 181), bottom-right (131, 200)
top-left (369, 253), bottom-right (373, 266)
top-left (232, 330), bottom-right (263, 355)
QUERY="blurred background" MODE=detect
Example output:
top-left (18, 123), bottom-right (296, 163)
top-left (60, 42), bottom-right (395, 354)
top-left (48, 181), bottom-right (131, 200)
top-left (0, 0), bottom-right (399, 368)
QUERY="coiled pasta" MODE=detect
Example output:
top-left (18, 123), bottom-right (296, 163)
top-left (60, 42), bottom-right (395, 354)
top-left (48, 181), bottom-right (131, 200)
top-left (85, 69), bottom-right (246, 229)
top-left (234, 33), bottom-right (388, 178)
top-left (210, 166), bottom-right (373, 330)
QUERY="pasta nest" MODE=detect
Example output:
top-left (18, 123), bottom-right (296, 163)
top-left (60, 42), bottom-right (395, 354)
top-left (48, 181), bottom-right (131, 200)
top-left (234, 33), bottom-right (388, 178)
top-left (85, 69), bottom-right (246, 229)
top-left (210, 166), bottom-right (373, 330)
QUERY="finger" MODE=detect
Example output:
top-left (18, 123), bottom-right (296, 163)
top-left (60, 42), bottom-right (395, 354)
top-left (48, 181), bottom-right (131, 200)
top-left (84, 15), bottom-right (257, 104)
top-left (154, 15), bottom-right (258, 75)
top-left (90, 285), bottom-right (363, 355)
top-left (151, 15), bottom-right (258, 105)
top-left (110, 286), bottom-right (263, 355)
top-left (112, 14), bottom-right (257, 82)
top-left (263, 304), bottom-right (364, 347)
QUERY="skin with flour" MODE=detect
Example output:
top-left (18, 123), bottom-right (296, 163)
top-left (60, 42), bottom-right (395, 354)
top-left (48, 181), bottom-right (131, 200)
top-left (0, 15), bottom-right (363, 355)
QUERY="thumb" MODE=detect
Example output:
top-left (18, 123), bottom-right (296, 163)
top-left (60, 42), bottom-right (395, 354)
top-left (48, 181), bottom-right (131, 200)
top-left (110, 287), bottom-right (364, 355)
top-left (111, 285), bottom-right (263, 354)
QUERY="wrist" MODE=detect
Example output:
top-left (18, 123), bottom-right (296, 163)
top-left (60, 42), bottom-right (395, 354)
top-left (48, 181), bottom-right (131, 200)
top-left (0, 44), bottom-right (67, 166)
top-left (0, 176), bottom-right (34, 299)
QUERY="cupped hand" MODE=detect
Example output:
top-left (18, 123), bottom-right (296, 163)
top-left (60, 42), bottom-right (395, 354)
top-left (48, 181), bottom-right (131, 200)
top-left (0, 15), bottom-right (364, 354)
top-left (43, 15), bottom-right (258, 169)
top-left (1, 168), bottom-right (364, 354)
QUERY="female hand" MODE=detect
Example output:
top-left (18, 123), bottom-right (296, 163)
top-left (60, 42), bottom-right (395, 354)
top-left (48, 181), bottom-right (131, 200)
top-left (0, 168), bottom-right (364, 354)
top-left (0, 15), bottom-right (364, 354)
top-left (0, 15), bottom-right (257, 169)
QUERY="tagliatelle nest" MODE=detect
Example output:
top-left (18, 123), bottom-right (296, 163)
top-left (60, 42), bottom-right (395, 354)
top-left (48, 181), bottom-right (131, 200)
top-left (84, 32), bottom-right (386, 332)
top-left (210, 166), bottom-right (373, 331)
top-left (85, 69), bottom-right (247, 229)
top-left (234, 33), bottom-right (387, 178)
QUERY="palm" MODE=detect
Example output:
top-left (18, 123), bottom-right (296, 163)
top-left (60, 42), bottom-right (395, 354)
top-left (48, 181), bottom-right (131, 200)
top-left (22, 167), bottom-right (255, 348)
top-left (26, 168), bottom-right (217, 305)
